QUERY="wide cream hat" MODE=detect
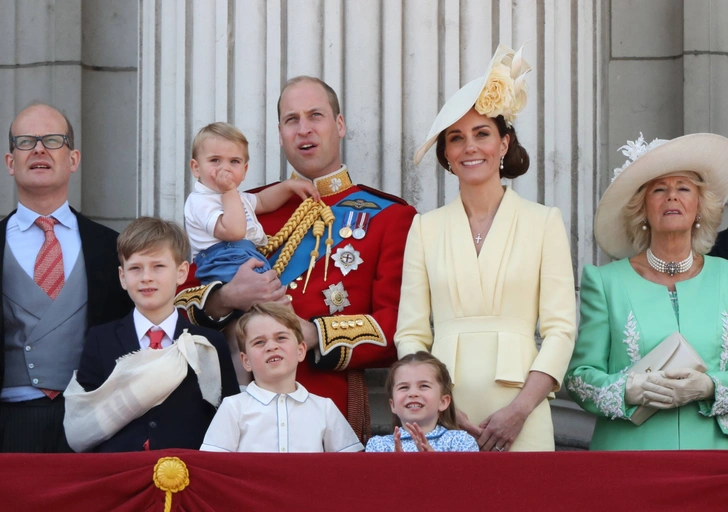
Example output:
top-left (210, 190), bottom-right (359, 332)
top-left (414, 43), bottom-right (532, 165)
top-left (594, 133), bottom-right (728, 260)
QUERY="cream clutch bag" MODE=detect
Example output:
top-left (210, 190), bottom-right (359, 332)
top-left (628, 332), bottom-right (708, 426)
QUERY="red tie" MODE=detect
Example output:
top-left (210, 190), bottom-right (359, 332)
top-left (34, 216), bottom-right (65, 299)
top-left (148, 328), bottom-right (164, 350)
top-left (144, 329), bottom-right (164, 449)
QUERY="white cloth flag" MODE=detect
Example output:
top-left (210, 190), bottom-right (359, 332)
top-left (63, 329), bottom-right (221, 452)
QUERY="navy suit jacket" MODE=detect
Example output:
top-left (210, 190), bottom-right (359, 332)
top-left (75, 311), bottom-right (239, 452)
top-left (0, 208), bottom-right (133, 390)
top-left (710, 229), bottom-right (728, 260)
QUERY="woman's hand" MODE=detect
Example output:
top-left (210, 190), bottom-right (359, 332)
top-left (404, 423), bottom-right (435, 452)
top-left (475, 370), bottom-right (557, 452)
top-left (645, 368), bottom-right (715, 408)
top-left (625, 372), bottom-right (674, 406)
top-left (477, 403), bottom-right (528, 452)
top-left (456, 408), bottom-right (483, 440)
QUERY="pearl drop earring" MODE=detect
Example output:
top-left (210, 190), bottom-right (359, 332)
top-left (695, 214), bottom-right (701, 229)
top-left (642, 220), bottom-right (648, 231)
top-left (500, 156), bottom-right (504, 170)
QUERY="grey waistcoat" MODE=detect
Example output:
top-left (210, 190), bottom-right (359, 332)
top-left (3, 244), bottom-right (89, 390)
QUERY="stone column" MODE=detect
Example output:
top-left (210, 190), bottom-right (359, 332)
top-left (684, 0), bottom-right (728, 136)
top-left (0, 0), bottom-right (138, 231)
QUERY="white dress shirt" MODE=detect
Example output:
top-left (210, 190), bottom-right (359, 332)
top-left (5, 201), bottom-right (81, 280)
top-left (133, 308), bottom-right (179, 349)
top-left (200, 381), bottom-right (363, 453)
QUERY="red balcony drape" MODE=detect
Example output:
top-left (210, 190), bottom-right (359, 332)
top-left (1, 450), bottom-right (726, 511)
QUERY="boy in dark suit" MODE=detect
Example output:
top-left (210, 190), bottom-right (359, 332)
top-left (63, 217), bottom-right (239, 452)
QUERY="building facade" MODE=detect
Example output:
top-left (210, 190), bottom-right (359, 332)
top-left (1, 0), bottom-right (726, 448)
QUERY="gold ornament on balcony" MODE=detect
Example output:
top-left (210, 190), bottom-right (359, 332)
top-left (153, 456), bottom-right (190, 512)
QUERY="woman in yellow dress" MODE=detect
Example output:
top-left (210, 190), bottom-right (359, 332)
top-left (395, 44), bottom-right (576, 452)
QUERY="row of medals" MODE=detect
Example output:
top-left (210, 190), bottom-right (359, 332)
top-left (339, 211), bottom-right (370, 240)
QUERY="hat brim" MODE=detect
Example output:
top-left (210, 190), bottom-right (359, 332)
top-left (413, 44), bottom-right (521, 165)
top-left (594, 133), bottom-right (728, 260)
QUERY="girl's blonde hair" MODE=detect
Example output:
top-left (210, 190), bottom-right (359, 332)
top-left (624, 172), bottom-right (723, 256)
top-left (385, 352), bottom-right (459, 431)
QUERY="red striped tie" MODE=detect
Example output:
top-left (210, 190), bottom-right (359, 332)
top-left (34, 217), bottom-right (65, 300)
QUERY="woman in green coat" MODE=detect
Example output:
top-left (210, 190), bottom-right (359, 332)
top-left (566, 133), bottom-right (728, 450)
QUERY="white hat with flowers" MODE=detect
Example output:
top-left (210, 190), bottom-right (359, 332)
top-left (414, 43), bottom-right (532, 165)
top-left (594, 132), bottom-right (728, 260)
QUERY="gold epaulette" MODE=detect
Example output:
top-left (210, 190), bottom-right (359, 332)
top-left (313, 314), bottom-right (386, 371)
top-left (174, 282), bottom-right (222, 325)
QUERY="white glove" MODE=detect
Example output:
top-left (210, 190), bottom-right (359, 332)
top-left (646, 368), bottom-right (715, 408)
top-left (624, 372), bottom-right (674, 406)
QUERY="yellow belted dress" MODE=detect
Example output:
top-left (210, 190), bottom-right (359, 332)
top-left (395, 187), bottom-right (576, 451)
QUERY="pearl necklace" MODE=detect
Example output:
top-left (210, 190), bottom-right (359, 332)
top-left (646, 248), bottom-right (693, 277)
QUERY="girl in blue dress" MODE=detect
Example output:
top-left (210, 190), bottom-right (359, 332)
top-left (366, 352), bottom-right (479, 452)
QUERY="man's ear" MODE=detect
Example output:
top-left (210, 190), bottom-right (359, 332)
top-left (5, 153), bottom-right (15, 177)
top-left (68, 149), bottom-right (81, 174)
top-left (336, 114), bottom-right (346, 139)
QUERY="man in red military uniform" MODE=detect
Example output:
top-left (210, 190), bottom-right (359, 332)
top-left (176, 76), bottom-right (416, 440)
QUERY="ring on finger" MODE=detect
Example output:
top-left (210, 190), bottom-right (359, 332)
top-left (494, 446), bottom-right (504, 452)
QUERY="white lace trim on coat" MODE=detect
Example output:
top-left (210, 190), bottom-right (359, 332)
top-left (718, 415), bottom-right (728, 432)
top-left (705, 376), bottom-right (728, 418)
top-left (720, 312), bottom-right (728, 372)
top-left (622, 311), bottom-right (641, 365)
top-left (567, 374), bottom-right (628, 420)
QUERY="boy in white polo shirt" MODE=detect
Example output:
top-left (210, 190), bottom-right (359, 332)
top-left (200, 302), bottom-right (363, 453)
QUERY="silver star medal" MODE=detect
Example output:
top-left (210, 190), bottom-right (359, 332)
top-left (331, 244), bottom-right (363, 276)
top-left (323, 282), bottom-right (351, 314)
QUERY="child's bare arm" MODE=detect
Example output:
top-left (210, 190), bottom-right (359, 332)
top-left (213, 171), bottom-right (248, 241)
top-left (254, 179), bottom-right (320, 214)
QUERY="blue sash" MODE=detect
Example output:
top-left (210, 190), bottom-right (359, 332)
top-left (270, 190), bottom-right (395, 285)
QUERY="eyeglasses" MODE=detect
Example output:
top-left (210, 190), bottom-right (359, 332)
top-left (11, 134), bottom-right (70, 151)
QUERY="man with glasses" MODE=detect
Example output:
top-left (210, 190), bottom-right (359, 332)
top-left (1, 103), bottom-right (131, 452)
